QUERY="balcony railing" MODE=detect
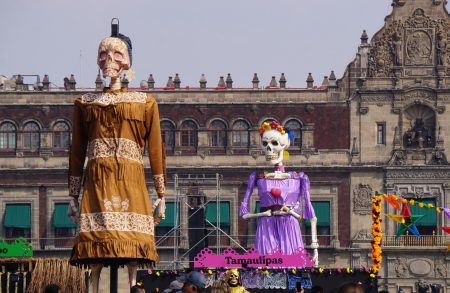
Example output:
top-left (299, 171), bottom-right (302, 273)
top-left (8, 234), bottom-right (336, 253)
top-left (383, 235), bottom-right (450, 247)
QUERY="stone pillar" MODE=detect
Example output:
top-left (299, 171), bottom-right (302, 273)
top-left (39, 186), bottom-right (47, 250)
top-left (42, 75), bottom-right (50, 91)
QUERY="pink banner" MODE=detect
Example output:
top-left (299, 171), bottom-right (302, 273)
top-left (194, 247), bottom-right (314, 268)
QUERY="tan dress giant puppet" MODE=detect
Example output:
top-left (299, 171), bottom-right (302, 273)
top-left (67, 22), bottom-right (166, 292)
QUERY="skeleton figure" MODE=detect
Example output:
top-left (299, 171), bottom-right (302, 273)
top-left (68, 21), bottom-right (165, 293)
top-left (240, 120), bottom-right (318, 265)
top-left (225, 269), bottom-right (249, 293)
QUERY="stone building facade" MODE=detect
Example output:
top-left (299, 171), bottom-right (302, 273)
top-left (0, 0), bottom-right (450, 291)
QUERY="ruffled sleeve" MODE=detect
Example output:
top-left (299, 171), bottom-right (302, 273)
top-left (145, 94), bottom-right (167, 198)
top-left (68, 99), bottom-right (88, 198)
top-left (301, 173), bottom-right (315, 219)
top-left (239, 172), bottom-right (257, 216)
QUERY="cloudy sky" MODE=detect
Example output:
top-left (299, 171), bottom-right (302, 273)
top-left (1, 1), bottom-right (445, 88)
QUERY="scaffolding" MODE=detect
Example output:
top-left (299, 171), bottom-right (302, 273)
top-left (155, 173), bottom-right (245, 270)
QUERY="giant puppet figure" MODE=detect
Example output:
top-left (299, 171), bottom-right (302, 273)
top-left (239, 121), bottom-right (318, 264)
top-left (67, 20), bottom-right (166, 292)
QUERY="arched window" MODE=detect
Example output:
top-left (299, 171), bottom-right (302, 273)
top-left (23, 122), bottom-right (40, 150)
top-left (53, 121), bottom-right (71, 149)
top-left (209, 120), bottom-right (227, 147)
top-left (231, 120), bottom-right (249, 147)
top-left (0, 122), bottom-right (17, 149)
top-left (180, 120), bottom-right (198, 147)
top-left (284, 120), bottom-right (302, 147)
top-left (161, 121), bottom-right (175, 148)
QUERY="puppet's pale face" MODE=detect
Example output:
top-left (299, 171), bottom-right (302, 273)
top-left (261, 130), bottom-right (290, 165)
top-left (97, 37), bottom-right (130, 78)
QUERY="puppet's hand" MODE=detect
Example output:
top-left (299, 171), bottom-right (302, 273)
top-left (67, 197), bottom-right (80, 223)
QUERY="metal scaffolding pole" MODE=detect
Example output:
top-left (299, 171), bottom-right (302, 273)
top-left (155, 173), bottom-right (246, 270)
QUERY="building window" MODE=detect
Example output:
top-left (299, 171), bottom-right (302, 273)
top-left (206, 201), bottom-right (231, 246)
top-left (4, 204), bottom-right (31, 239)
top-left (377, 123), bottom-right (385, 145)
top-left (305, 201), bottom-right (331, 246)
top-left (209, 120), bottom-right (227, 147)
top-left (23, 122), bottom-right (40, 150)
top-left (52, 122), bottom-right (71, 149)
top-left (284, 120), bottom-right (302, 147)
top-left (0, 122), bottom-right (17, 149)
top-left (161, 121), bottom-right (175, 148)
top-left (231, 120), bottom-right (249, 147)
top-left (180, 120), bottom-right (198, 147)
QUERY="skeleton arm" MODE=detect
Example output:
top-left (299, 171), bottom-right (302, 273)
top-left (242, 209), bottom-right (271, 219)
top-left (300, 173), bottom-right (319, 267)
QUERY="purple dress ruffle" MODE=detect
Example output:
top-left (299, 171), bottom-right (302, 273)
top-left (240, 171), bottom-right (315, 255)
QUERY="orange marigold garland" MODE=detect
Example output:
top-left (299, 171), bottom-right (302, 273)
top-left (371, 194), bottom-right (382, 274)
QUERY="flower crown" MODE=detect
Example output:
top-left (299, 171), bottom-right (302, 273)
top-left (258, 120), bottom-right (295, 142)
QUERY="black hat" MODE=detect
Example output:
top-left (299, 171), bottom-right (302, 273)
top-left (110, 18), bottom-right (132, 65)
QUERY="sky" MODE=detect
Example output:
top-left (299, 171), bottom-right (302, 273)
top-left (0, 0), bottom-right (445, 89)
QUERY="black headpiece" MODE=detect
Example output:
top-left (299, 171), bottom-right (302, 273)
top-left (111, 18), bottom-right (133, 65)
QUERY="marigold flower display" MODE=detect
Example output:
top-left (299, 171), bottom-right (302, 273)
top-left (371, 194), bottom-right (382, 273)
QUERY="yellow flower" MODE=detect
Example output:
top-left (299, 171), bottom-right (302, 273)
top-left (392, 195), bottom-right (398, 200)
top-left (370, 273), bottom-right (376, 278)
top-left (418, 203), bottom-right (424, 208)
top-left (319, 268), bottom-right (324, 273)
top-left (208, 269), bottom-right (213, 275)
top-left (410, 199), bottom-right (415, 205)
top-left (427, 203), bottom-right (433, 208)
top-left (436, 207), bottom-right (441, 213)
top-left (401, 198), bottom-right (407, 203)
top-left (264, 270), bottom-right (269, 276)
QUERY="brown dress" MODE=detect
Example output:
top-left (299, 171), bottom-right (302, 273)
top-left (68, 88), bottom-right (166, 265)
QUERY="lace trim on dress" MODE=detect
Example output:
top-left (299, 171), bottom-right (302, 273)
top-left (69, 176), bottom-right (82, 197)
top-left (87, 138), bottom-right (144, 164)
top-left (81, 92), bottom-right (147, 105)
top-left (152, 174), bottom-right (166, 195)
top-left (79, 212), bottom-right (154, 235)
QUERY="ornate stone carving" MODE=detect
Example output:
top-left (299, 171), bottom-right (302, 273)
top-left (368, 21), bottom-right (401, 77)
top-left (428, 148), bottom-right (449, 165)
top-left (395, 257), bottom-right (408, 277)
top-left (352, 229), bottom-right (372, 241)
top-left (434, 259), bottom-right (446, 278)
top-left (388, 150), bottom-right (407, 166)
top-left (387, 171), bottom-right (450, 179)
top-left (369, 8), bottom-right (449, 77)
top-left (353, 184), bottom-right (372, 215)
top-left (405, 29), bottom-right (433, 66)
top-left (403, 90), bottom-right (436, 103)
top-left (361, 95), bottom-right (391, 104)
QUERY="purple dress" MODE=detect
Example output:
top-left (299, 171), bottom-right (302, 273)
top-left (240, 171), bottom-right (315, 255)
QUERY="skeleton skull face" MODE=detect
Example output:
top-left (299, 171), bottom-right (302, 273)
top-left (225, 269), bottom-right (240, 287)
top-left (261, 129), bottom-right (290, 165)
top-left (97, 37), bottom-right (130, 78)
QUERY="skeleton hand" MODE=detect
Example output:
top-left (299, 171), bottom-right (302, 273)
top-left (153, 197), bottom-right (166, 227)
top-left (312, 248), bottom-right (319, 267)
top-left (67, 197), bottom-right (79, 223)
